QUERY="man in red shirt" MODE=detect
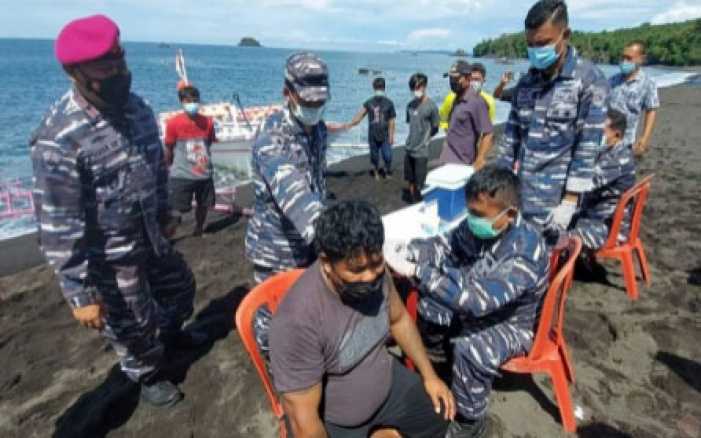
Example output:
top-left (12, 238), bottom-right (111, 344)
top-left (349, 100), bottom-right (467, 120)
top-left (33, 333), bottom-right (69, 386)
top-left (164, 85), bottom-right (217, 236)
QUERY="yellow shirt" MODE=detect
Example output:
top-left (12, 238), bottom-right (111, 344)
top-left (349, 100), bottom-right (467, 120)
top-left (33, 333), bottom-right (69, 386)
top-left (439, 90), bottom-right (496, 130)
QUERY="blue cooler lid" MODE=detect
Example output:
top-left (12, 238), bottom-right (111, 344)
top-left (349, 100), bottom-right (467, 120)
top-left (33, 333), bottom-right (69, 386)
top-left (425, 164), bottom-right (474, 190)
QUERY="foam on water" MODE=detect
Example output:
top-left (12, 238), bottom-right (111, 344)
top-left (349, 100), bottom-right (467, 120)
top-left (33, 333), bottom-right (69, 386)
top-left (0, 39), bottom-right (695, 241)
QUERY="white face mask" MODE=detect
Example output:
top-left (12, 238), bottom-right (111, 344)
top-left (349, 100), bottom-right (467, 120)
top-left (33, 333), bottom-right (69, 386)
top-left (374, 90), bottom-right (385, 97)
top-left (291, 101), bottom-right (326, 126)
top-left (414, 90), bottom-right (424, 99)
top-left (470, 81), bottom-right (483, 93)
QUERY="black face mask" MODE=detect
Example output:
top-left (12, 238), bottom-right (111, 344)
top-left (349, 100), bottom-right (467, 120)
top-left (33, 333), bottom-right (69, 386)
top-left (450, 77), bottom-right (463, 94)
top-left (337, 273), bottom-right (385, 305)
top-left (93, 71), bottom-right (132, 109)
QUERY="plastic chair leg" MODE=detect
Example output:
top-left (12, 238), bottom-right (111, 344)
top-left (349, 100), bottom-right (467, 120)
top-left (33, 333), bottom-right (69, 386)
top-left (549, 362), bottom-right (577, 433)
top-left (634, 241), bottom-right (652, 287)
top-left (620, 250), bottom-right (639, 300)
top-left (279, 418), bottom-right (288, 438)
top-left (558, 341), bottom-right (575, 384)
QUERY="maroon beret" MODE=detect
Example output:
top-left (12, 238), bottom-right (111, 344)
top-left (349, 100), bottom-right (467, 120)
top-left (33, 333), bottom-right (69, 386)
top-left (55, 14), bottom-right (120, 65)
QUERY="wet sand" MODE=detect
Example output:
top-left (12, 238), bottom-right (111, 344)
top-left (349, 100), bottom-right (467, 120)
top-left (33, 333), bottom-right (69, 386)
top-left (1, 84), bottom-right (700, 437)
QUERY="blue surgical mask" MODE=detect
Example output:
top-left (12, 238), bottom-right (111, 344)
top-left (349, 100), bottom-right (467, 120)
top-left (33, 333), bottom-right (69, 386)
top-left (183, 102), bottom-right (199, 116)
top-left (620, 61), bottom-right (638, 76)
top-left (527, 42), bottom-right (560, 71)
top-left (466, 208), bottom-right (511, 239)
top-left (291, 101), bottom-right (326, 126)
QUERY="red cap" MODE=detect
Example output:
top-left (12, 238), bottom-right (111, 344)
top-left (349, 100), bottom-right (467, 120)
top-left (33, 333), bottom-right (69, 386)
top-left (55, 14), bottom-right (121, 65)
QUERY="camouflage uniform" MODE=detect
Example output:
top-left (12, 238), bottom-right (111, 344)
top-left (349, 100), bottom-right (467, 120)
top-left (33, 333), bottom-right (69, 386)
top-left (245, 109), bottom-right (328, 283)
top-left (31, 88), bottom-right (195, 382)
top-left (569, 141), bottom-right (636, 250)
top-left (409, 215), bottom-right (549, 420)
top-left (609, 69), bottom-right (660, 146)
top-left (496, 47), bottom-right (609, 228)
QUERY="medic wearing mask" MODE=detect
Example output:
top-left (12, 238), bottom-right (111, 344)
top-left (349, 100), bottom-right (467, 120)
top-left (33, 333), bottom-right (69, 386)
top-left (30, 15), bottom-right (201, 408)
top-left (245, 52), bottom-right (332, 283)
top-left (495, 0), bottom-right (610, 238)
top-left (384, 165), bottom-right (550, 438)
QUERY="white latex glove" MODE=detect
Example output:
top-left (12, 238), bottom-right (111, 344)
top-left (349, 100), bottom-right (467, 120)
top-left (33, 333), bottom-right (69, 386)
top-left (383, 240), bottom-right (417, 278)
top-left (551, 200), bottom-right (577, 229)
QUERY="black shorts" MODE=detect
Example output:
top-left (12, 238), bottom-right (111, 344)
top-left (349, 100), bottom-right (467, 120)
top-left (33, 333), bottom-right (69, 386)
top-left (169, 177), bottom-right (215, 213)
top-left (324, 360), bottom-right (449, 438)
top-left (404, 154), bottom-right (428, 188)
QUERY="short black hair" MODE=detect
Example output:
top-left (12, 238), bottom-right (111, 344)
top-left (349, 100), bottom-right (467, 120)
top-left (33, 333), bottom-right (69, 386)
top-left (178, 85), bottom-right (200, 102)
top-left (607, 108), bottom-right (627, 137)
top-left (625, 40), bottom-right (647, 55)
top-left (314, 200), bottom-right (384, 263)
top-left (409, 73), bottom-right (428, 91)
top-left (372, 77), bottom-right (386, 90)
top-left (471, 62), bottom-right (487, 78)
top-left (465, 165), bottom-right (521, 209)
top-left (525, 0), bottom-right (568, 30)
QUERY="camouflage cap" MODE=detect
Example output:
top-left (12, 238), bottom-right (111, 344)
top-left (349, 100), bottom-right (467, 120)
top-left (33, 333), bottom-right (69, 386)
top-left (285, 52), bottom-right (330, 103)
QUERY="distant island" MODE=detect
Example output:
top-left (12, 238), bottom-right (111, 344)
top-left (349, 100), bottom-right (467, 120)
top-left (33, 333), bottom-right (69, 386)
top-left (238, 37), bottom-right (262, 48)
top-left (473, 18), bottom-right (701, 66)
top-left (453, 49), bottom-right (468, 57)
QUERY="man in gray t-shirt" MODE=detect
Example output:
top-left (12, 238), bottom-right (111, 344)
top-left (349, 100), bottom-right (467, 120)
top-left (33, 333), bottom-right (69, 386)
top-left (269, 201), bottom-right (453, 437)
top-left (404, 73), bottom-right (440, 203)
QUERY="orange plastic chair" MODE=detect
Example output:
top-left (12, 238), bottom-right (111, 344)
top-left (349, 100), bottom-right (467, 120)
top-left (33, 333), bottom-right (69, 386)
top-left (500, 236), bottom-right (582, 433)
top-left (595, 174), bottom-right (654, 300)
top-left (235, 269), bottom-right (305, 438)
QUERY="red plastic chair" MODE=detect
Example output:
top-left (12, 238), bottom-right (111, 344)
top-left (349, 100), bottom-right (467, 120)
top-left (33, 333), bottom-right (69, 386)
top-left (500, 236), bottom-right (582, 433)
top-left (235, 269), bottom-right (305, 438)
top-left (595, 174), bottom-right (654, 300)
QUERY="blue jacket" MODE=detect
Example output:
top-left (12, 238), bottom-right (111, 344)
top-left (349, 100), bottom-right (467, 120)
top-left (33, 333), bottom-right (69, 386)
top-left (496, 46), bottom-right (610, 227)
top-left (30, 88), bottom-right (170, 309)
top-left (245, 109), bottom-right (328, 272)
top-left (409, 214), bottom-right (550, 332)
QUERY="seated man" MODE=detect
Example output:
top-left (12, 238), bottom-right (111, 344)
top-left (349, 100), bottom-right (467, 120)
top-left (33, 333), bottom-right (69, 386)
top-left (269, 201), bottom-right (454, 437)
top-left (567, 108), bottom-right (636, 251)
top-left (386, 166), bottom-right (549, 438)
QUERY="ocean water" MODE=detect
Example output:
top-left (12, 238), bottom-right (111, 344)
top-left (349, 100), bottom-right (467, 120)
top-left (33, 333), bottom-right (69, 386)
top-left (0, 38), bottom-right (696, 240)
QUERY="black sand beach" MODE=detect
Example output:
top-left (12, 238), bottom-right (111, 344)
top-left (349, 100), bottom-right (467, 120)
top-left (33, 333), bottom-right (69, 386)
top-left (1, 84), bottom-right (700, 437)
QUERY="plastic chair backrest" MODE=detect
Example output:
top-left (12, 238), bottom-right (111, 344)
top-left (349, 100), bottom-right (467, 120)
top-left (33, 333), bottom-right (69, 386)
top-left (529, 237), bottom-right (582, 360)
top-left (602, 174), bottom-right (653, 249)
top-left (235, 269), bottom-right (305, 425)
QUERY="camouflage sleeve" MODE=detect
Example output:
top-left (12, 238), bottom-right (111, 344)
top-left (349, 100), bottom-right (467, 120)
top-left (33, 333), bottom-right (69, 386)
top-left (31, 138), bottom-right (93, 309)
top-left (417, 251), bottom-right (545, 319)
top-left (259, 151), bottom-right (324, 244)
top-left (495, 104), bottom-right (520, 171)
top-left (410, 222), bottom-right (480, 281)
top-left (155, 137), bottom-right (170, 224)
top-left (644, 79), bottom-right (660, 110)
top-left (567, 73), bottom-right (609, 193)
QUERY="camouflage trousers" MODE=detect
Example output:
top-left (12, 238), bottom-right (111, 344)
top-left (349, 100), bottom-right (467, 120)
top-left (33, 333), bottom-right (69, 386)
top-left (418, 301), bottom-right (533, 420)
top-left (569, 217), bottom-right (610, 251)
top-left (97, 248), bottom-right (195, 382)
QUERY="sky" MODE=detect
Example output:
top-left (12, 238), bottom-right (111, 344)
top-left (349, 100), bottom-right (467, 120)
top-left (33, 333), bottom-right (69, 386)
top-left (2, 0), bottom-right (701, 52)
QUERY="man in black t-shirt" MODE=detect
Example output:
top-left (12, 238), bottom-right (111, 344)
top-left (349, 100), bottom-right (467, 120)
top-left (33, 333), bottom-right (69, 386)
top-left (345, 77), bottom-right (397, 180)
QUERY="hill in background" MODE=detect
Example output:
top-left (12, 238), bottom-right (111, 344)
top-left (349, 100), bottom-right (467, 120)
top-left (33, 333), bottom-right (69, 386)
top-left (473, 19), bottom-right (701, 66)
